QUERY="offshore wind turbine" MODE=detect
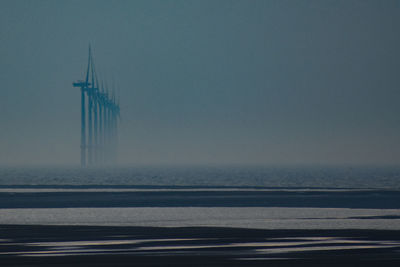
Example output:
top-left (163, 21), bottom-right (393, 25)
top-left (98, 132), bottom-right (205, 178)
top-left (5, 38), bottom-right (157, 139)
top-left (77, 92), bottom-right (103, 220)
top-left (73, 45), bottom-right (120, 167)
top-left (72, 46), bottom-right (92, 167)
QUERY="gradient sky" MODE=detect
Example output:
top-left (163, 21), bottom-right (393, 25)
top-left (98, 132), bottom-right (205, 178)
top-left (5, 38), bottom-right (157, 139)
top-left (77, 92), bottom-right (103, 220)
top-left (0, 0), bottom-right (399, 165)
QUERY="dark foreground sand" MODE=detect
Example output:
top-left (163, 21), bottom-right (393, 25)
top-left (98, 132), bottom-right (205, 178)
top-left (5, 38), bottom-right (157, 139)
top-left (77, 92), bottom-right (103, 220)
top-left (1, 225), bottom-right (400, 266)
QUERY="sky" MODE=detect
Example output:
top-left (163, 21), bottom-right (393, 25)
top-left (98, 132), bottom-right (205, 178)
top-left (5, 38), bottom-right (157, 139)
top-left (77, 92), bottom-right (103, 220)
top-left (0, 0), bottom-right (399, 166)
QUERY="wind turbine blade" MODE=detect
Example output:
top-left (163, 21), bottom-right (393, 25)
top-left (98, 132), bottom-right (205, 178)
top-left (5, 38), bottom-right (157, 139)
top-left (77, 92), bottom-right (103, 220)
top-left (85, 44), bottom-right (91, 84)
top-left (91, 49), bottom-right (95, 89)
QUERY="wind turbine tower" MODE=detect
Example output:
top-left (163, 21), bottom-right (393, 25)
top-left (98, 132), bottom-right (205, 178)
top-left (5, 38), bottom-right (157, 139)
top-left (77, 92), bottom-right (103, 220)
top-left (73, 46), bottom-right (120, 167)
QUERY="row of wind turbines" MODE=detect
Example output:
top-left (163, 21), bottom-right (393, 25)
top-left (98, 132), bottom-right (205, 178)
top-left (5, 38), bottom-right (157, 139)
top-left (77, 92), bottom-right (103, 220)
top-left (73, 46), bottom-right (120, 167)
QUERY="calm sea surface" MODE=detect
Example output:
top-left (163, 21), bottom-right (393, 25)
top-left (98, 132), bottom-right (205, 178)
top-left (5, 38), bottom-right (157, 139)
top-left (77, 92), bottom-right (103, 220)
top-left (1, 165), bottom-right (399, 188)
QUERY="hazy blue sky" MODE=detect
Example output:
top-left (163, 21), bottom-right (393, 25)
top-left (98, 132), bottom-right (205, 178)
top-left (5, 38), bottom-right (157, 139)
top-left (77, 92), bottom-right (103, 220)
top-left (0, 0), bottom-right (399, 165)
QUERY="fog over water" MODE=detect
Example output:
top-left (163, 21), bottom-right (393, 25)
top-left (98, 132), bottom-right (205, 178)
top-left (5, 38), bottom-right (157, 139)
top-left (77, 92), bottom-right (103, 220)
top-left (0, 0), bottom-right (399, 166)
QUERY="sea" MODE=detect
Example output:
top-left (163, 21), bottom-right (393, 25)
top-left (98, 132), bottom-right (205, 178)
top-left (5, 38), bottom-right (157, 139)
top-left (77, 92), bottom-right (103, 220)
top-left (0, 165), bottom-right (399, 230)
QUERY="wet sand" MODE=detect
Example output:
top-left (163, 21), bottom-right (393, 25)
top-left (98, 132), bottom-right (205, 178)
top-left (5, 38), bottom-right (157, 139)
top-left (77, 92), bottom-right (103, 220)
top-left (1, 224), bottom-right (400, 266)
top-left (1, 188), bottom-right (400, 265)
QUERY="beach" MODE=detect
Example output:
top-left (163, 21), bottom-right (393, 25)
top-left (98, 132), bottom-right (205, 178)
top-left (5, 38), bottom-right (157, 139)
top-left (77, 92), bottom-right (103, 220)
top-left (1, 166), bottom-right (400, 266)
top-left (0, 187), bottom-right (400, 266)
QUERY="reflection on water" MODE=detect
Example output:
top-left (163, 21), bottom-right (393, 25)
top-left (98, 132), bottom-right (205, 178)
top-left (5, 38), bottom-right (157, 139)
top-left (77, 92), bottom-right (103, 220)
top-left (0, 236), bottom-right (398, 258)
top-left (256, 244), bottom-right (398, 254)
top-left (27, 238), bottom-right (196, 247)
